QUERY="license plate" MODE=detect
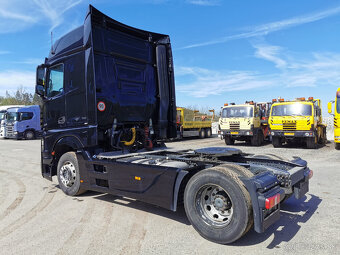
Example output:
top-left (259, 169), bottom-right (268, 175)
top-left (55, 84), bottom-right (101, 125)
top-left (284, 133), bottom-right (294, 136)
top-left (231, 132), bottom-right (239, 135)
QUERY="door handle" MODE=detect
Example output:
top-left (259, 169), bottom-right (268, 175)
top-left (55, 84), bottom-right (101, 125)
top-left (58, 116), bottom-right (66, 125)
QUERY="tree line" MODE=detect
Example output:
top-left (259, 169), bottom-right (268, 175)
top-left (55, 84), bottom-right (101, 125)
top-left (0, 87), bottom-right (42, 106)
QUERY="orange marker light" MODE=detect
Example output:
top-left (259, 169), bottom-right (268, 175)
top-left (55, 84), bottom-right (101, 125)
top-left (224, 103), bottom-right (228, 106)
top-left (135, 176), bottom-right (141, 181)
top-left (308, 97), bottom-right (314, 101)
top-left (51, 151), bottom-right (55, 156)
top-left (272, 99), bottom-right (277, 103)
top-left (279, 98), bottom-right (284, 102)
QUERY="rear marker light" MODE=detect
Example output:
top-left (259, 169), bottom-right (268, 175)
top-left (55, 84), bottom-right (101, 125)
top-left (265, 194), bottom-right (280, 209)
top-left (308, 170), bottom-right (313, 179)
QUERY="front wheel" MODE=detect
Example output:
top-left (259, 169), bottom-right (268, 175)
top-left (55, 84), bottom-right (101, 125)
top-left (225, 135), bottom-right (235, 145)
top-left (184, 167), bottom-right (252, 244)
top-left (272, 136), bottom-right (282, 148)
top-left (24, 130), bottom-right (35, 140)
top-left (306, 136), bottom-right (317, 149)
top-left (335, 143), bottom-right (340, 150)
top-left (57, 152), bottom-right (86, 196)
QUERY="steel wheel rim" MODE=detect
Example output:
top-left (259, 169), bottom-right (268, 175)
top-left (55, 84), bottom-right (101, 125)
top-left (195, 184), bottom-right (233, 227)
top-left (26, 132), bottom-right (34, 139)
top-left (59, 161), bottom-right (76, 187)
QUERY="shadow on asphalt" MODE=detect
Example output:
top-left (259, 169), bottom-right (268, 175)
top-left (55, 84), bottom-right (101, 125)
top-left (233, 194), bottom-right (322, 248)
top-left (82, 191), bottom-right (191, 226)
top-left (77, 189), bottom-right (321, 248)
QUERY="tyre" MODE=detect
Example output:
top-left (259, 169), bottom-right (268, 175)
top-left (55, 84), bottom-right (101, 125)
top-left (224, 136), bottom-right (235, 145)
top-left (272, 136), bottom-right (282, 148)
top-left (335, 143), bottom-right (340, 150)
top-left (199, 129), bottom-right (206, 139)
top-left (258, 131), bottom-right (264, 146)
top-left (205, 128), bottom-right (212, 138)
top-left (306, 136), bottom-right (317, 149)
top-left (184, 166), bottom-right (253, 244)
top-left (24, 130), bottom-right (35, 140)
top-left (57, 152), bottom-right (86, 196)
top-left (250, 133), bottom-right (259, 146)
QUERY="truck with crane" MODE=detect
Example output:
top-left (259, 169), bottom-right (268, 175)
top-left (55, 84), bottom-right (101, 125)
top-left (176, 107), bottom-right (214, 139)
top-left (269, 97), bottom-right (327, 149)
top-left (35, 5), bottom-right (313, 244)
top-left (219, 101), bottom-right (271, 146)
top-left (328, 88), bottom-right (340, 150)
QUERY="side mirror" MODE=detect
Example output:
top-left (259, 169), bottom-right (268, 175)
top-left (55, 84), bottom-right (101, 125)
top-left (36, 65), bottom-right (46, 97)
top-left (36, 85), bottom-right (45, 97)
top-left (328, 102), bottom-right (333, 114)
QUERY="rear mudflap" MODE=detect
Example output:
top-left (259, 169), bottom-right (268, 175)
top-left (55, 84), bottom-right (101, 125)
top-left (242, 172), bottom-right (285, 233)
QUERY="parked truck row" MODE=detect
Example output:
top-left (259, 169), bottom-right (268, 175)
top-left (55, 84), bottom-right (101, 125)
top-left (0, 105), bottom-right (41, 139)
top-left (33, 5), bottom-right (313, 244)
top-left (219, 97), bottom-right (328, 149)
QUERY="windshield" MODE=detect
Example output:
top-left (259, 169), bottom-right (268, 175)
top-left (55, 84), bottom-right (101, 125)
top-left (6, 112), bottom-right (19, 121)
top-left (271, 103), bottom-right (312, 116)
top-left (0, 111), bottom-right (5, 120)
top-left (222, 106), bottom-right (253, 118)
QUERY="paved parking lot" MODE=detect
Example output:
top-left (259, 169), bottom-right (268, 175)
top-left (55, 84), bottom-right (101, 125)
top-left (0, 137), bottom-right (339, 254)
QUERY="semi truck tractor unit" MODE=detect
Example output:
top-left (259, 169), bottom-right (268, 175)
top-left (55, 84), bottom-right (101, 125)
top-left (269, 98), bottom-right (327, 149)
top-left (4, 105), bottom-right (41, 139)
top-left (328, 88), bottom-right (340, 150)
top-left (35, 5), bottom-right (313, 244)
top-left (0, 105), bottom-right (23, 138)
top-left (176, 107), bottom-right (214, 139)
top-left (219, 102), bottom-right (271, 146)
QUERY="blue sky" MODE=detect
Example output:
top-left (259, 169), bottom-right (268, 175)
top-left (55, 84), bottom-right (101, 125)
top-left (0, 0), bottom-right (340, 114)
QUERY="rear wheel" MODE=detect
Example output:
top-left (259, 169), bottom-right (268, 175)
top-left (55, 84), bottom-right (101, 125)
top-left (272, 136), bottom-right (282, 148)
top-left (306, 136), bottom-right (317, 149)
top-left (199, 129), bottom-right (206, 139)
top-left (57, 152), bottom-right (86, 196)
top-left (184, 166), bottom-right (253, 244)
top-left (225, 135), bottom-right (235, 145)
top-left (205, 128), bottom-right (212, 138)
top-left (250, 133), bottom-right (259, 146)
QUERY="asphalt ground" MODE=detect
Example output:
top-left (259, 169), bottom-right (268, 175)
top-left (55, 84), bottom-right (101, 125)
top-left (0, 136), bottom-right (339, 254)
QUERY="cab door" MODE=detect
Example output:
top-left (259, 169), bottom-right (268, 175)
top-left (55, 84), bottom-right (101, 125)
top-left (43, 64), bottom-right (66, 130)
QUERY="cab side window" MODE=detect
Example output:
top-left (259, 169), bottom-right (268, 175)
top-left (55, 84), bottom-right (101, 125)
top-left (47, 64), bottom-right (64, 98)
top-left (20, 112), bottom-right (33, 121)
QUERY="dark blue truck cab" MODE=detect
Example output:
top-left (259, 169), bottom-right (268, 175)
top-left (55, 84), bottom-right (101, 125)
top-left (35, 5), bottom-right (312, 244)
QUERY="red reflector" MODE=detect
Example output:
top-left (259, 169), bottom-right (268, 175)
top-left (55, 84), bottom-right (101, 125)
top-left (308, 170), bottom-right (313, 179)
top-left (265, 194), bottom-right (280, 209)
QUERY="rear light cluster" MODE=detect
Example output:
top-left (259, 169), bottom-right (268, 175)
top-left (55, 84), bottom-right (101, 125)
top-left (308, 169), bottom-right (313, 179)
top-left (265, 194), bottom-right (280, 209)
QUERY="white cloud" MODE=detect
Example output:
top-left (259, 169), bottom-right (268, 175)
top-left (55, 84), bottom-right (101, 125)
top-left (186, 0), bottom-right (220, 6)
top-left (253, 44), bottom-right (286, 68)
top-left (176, 49), bottom-right (340, 98)
top-left (0, 70), bottom-right (36, 95)
top-left (176, 67), bottom-right (275, 97)
top-left (0, 0), bottom-right (83, 34)
top-left (0, 50), bottom-right (11, 55)
top-left (181, 5), bottom-right (340, 49)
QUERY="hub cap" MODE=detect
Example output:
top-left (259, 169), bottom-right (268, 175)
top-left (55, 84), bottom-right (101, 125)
top-left (196, 184), bottom-right (233, 227)
top-left (59, 161), bottom-right (76, 187)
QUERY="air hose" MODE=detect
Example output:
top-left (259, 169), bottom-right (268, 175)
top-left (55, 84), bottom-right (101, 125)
top-left (121, 128), bottom-right (136, 146)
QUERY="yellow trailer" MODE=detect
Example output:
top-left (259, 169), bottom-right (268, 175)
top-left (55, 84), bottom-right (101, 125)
top-left (327, 88), bottom-right (340, 150)
top-left (176, 107), bottom-right (214, 138)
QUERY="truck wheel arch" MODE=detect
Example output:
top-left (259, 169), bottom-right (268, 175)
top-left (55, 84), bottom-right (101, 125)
top-left (51, 136), bottom-right (84, 176)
